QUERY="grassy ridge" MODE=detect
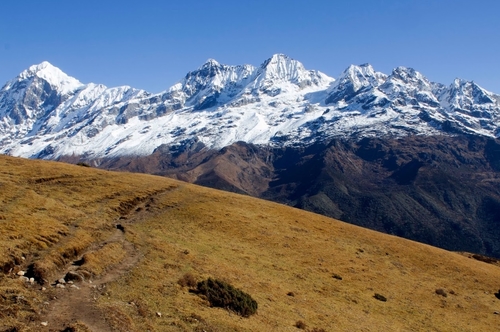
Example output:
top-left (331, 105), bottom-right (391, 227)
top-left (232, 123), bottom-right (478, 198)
top-left (0, 155), bottom-right (499, 331)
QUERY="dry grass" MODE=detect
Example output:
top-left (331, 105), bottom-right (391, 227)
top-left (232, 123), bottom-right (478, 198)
top-left (99, 183), bottom-right (500, 332)
top-left (78, 242), bottom-right (127, 277)
top-left (0, 155), bottom-right (176, 330)
top-left (1, 154), bottom-right (500, 331)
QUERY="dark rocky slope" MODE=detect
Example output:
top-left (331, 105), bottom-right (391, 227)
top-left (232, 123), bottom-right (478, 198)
top-left (63, 135), bottom-right (500, 257)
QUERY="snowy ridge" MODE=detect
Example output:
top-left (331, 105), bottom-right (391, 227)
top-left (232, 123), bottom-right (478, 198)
top-left (0, 54), bottom-right (499, 159)
top-left (17, 61), bottom-right (83, 94)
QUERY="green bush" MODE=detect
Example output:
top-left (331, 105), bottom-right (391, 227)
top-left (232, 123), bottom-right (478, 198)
top-left (196, 278), bottom-right (257, 317)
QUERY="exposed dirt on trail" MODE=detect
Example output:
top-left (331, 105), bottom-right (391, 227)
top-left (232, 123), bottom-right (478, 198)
top-left (42, 232), bottom-right (140, 331)
top-left (38, 193), bottom-right (162, 332)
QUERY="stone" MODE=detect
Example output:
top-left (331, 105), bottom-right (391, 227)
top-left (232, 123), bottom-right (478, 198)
top-left (41, 322), bottom-right (48, 326)
top-left (17, 271), bottom-right (25, 276)
top-left (156, 312), bottom-right (162, 317)
top-left (65, 271), bottom-right (84, 282)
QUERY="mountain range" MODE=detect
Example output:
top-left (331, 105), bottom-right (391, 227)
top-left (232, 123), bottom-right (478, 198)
top-left (2, 55), bottom-right (500, 257)
top-left (1, 54), bottom-right (499, 159)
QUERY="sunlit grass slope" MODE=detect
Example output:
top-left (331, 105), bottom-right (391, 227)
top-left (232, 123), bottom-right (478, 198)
top-left (1, 155), bottom-right (500, 331)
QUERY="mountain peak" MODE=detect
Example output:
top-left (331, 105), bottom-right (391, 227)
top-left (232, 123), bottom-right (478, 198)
top-left (446, 78), bottom-right (496, 106)
top-left (257, 54), bottom-right (325, 87)
top-left (260, 53), bottom-right (297, 69)
top-left (201, 58), bottom-right (221, 68)
top-left (28, 61), bottom-right (55, 72)
top-left (330, 63), bottom-right (385, 96)
top-left (18, 61), bottom-right (83, 94)
top-left (385, 66), bottom-right (432, 91)
top-left (269, 53), bottom-right (290, 61)
top-left (391, 66), bottom-right (425, 81)
top-left (342, 63), bottom-right (379, 83)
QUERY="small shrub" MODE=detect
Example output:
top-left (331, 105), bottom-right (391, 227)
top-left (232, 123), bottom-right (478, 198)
top-left (196, 278), bottom-right (257, 317)
top-left (295, 320), bottom-right (307, 329)
top-left (178, 273), bottom-right (197, 288)
top-left (135, 300), bottom-right (148, 318)
top-left (76, 162), bottom-right (91, 167)
top-left (435, 289), bottom-right (447, 297)
top-left (373, 293), bottom-right (387, 302)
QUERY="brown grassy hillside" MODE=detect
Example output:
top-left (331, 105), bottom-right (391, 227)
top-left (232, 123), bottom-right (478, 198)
top-left (1, 155), bottom-right (500, 331)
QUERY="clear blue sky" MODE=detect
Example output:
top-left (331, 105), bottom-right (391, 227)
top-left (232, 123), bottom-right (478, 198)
top-left (1, 0), bottom-right (499, 93)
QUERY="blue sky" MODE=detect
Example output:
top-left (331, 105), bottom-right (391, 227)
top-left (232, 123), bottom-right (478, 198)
top-left (1, 0), bottom-right (499, 93)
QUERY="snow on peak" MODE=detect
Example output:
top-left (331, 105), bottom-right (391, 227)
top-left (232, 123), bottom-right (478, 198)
top-left (1, 55), bottom-right (499, 160)
top-left (255, 53), bottom-right (332, 90)
top-left (259, 53), bottom-right (306, 82)
top-left (379, 66), bottom-right (434, 95)
top-left (444, 78), bottom-right (496, 107)
top-left (202, 58), bottom-right (221, 68)
top-left (391, 67), bottom-right (426, 82)
top-left (325, 63), bottom-right (384, 105)
top-left (18, 61), bottom-right (83, 94)
top-left (336, 63), bottom-right (385, 92)
top-left (180, 59), bottom-right (256, 101)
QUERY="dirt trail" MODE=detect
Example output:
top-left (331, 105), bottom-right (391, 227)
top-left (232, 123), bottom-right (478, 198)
top-left (39, 190), bottom-right (167, 331)
top-left (42, 230), bottom-right (140, 331)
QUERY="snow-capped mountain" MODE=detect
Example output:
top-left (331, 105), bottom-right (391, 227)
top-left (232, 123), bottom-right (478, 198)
top-left (0, 54), bottom-right (499, 159)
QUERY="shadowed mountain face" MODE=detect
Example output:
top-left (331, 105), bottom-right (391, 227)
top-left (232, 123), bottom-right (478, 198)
top-left (73, 135), bottom-right (500, 257)
top-left (267, 136), bottom-right (500, 257)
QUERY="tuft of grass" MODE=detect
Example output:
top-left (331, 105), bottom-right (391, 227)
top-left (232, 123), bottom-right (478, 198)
top-left (32, 229), bottom-right (93, 283)
top-left (101, 303), bottom-right (136, 331)
top-left (78, 242), bottom-right (126, 277)
top-left (178, 272), bottom-right (197, 288)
